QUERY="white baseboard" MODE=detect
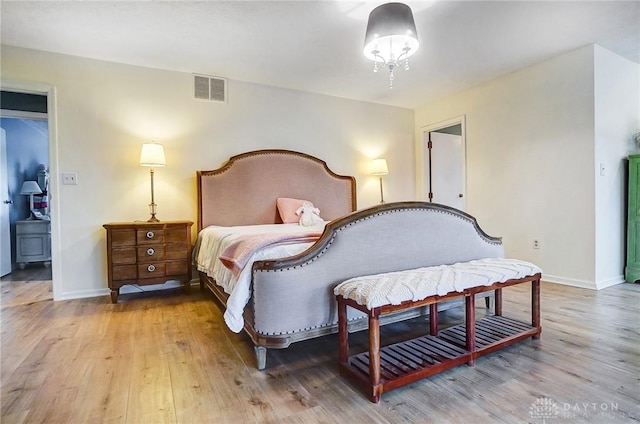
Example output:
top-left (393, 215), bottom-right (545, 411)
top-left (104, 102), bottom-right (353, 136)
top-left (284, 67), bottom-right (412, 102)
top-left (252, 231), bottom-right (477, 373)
top-left (595, 275), bottom-right (625, 290)
top-left (542, 274), bottom-right (596, 290)
top-left (56, 288), bottom-right (110, 301)
top-left (543, 274), bottom-right (625, 290)
top-left (57, 279), bottom-right (201, 301)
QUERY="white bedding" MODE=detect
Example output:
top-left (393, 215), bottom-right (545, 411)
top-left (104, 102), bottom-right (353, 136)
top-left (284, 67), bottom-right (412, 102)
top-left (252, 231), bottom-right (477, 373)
top-left (195, 222), bottom-right (326, 333)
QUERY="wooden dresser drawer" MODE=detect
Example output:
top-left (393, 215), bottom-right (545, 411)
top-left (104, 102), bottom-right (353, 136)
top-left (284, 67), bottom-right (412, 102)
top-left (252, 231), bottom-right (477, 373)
top-left (166, 260), bottom-right (189, 275)
top-left (103, 220), bottom-right (193, 303)
top-left (112, 264), bottom-right (137, 280)
top-left (137, 229), bottom-right (164, 245)
top-left (137, 262), bottom-right (166, 278)
top-left (137, 246), bottom-right (165, 261)
top-left (165, 244), bottom-right (188, 260)
top-left (112, 247), bottom-right (136, 264)
top-left (165, 227), bottom-right (188, 243)
top-left (110, 229), bottom-right (136, 247)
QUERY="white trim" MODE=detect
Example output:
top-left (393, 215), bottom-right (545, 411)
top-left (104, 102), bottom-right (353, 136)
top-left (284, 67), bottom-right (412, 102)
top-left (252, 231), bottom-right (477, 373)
top-left (57, 288), bottom-right (110, 301)
top-left (595, 275), bottom-right (625, 290)
top-left (543, 273), bottom-right (625, 290)
top-left (59, 280), bottom-right (200, 301)
top-left (0, 109), bottom-right (48, 120)
top-left (1, 79), bottom-right (61, 301)
top-left (542, 274), bottom-right (596, 290)
top-left (416, 115), bottom-right (467, 210)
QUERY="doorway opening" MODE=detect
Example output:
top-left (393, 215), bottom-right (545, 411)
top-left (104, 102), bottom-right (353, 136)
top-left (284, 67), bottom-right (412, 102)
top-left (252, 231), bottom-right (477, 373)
top-left (418, 116), bottom-right (467, 211)
top-left (0, 85), bottom-right (58, 303)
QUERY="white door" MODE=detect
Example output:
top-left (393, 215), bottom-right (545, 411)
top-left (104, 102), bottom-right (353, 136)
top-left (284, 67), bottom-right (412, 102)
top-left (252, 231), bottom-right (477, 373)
top-left (0, 128), bottom-right (11, 276)
top-left (425, 132), bottom-right (465, 210)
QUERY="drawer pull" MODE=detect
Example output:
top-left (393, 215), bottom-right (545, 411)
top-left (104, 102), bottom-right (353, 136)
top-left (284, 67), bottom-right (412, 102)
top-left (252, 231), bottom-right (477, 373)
top-left (146, 248), bottom-right (155, 256)
top-left (147, 264), bottom-right (156, 272)
top-left (146, 231), bottom-right (155, 239)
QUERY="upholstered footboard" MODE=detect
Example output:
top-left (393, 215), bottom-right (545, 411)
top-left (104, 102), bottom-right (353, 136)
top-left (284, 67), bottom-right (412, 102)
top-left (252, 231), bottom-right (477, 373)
top-left (241, 202), bottom-right (503, 369)
top-left (199, 270), bottom-right (487, 370)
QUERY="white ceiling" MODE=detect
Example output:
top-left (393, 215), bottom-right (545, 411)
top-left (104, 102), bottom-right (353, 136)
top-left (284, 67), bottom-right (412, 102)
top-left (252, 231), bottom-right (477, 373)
top-left (2, 1), bottom-right (639, 109)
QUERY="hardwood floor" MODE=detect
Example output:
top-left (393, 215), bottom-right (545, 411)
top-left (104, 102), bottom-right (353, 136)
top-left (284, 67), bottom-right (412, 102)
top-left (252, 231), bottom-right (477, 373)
top-left (1, 265), bottom-right (52, 308)
top-left (1, 280), bottom-right (638, 423)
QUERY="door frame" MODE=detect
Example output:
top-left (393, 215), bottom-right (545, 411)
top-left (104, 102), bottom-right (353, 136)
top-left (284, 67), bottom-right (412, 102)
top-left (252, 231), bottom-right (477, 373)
top-left (416, 115), bottom-right (467, 210)
top-left (0, 128), bottom-right (10, 277)
top-left (1, 79), bottom-right (61, 300)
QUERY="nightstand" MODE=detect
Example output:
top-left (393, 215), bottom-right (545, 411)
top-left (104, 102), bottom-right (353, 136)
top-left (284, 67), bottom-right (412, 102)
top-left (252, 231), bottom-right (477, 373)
top-left (16, 219), bottom-right (52, 268)
top-left (103, 220), bottom-right (193, 303)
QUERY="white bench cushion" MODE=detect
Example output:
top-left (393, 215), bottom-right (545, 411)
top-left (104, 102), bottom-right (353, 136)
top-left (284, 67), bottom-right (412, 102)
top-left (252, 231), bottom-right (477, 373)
top-left (334, 258), bottom-right (542, 309)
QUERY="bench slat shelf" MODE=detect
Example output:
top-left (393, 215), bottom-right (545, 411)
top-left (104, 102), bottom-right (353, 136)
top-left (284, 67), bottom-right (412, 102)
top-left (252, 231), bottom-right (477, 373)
top-left (342, 335), bottom-right (472, 392)
top-left (339, 314), bottom-right (537, 399)
top-left (439, 315), bottom-right (539, 354)
top-left (336, 272), bottom-right (542, 403)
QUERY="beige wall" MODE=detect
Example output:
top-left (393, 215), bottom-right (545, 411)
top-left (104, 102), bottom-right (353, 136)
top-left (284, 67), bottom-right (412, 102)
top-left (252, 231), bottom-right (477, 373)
top-left (4, 43), bottom-right (637, 297)
top-left (1, 46), bottom-right (416, 300)
top-left (415, 45), bottom-right (640, 289)
top-left (594, 46), bottom-right (640, 287)
top-left (415, 46), bottom-right (597, 287)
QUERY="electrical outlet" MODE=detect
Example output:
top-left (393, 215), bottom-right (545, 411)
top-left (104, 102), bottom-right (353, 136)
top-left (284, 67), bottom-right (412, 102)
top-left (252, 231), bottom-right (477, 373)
top-left (62, 172), bottom-right (78, 185)
top-left (533, 239), bottom-right (540, 249)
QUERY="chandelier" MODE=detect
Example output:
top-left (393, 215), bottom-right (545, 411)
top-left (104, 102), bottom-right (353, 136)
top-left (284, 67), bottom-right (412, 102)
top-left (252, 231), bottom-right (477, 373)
top-left (363, 2), bottom-right (419, 88)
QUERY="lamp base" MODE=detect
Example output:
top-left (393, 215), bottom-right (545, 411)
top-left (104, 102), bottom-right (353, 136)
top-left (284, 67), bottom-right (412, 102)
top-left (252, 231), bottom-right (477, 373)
top-left (378, 177), bottom-right (385, 204)
top-left (147, 203), bottom-right (159, 222)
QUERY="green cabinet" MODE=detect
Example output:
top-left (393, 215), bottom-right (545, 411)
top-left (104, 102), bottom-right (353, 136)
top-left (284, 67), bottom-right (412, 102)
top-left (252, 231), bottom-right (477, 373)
top-left (625, 154), bottom-right (640, 282)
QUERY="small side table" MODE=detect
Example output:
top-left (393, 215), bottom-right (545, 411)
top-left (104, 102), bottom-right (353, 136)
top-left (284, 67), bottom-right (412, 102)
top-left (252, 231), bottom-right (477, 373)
top-left (103, 220), bottom-right (193, 303)
top-left (15, 219), bottom-right (52, 268)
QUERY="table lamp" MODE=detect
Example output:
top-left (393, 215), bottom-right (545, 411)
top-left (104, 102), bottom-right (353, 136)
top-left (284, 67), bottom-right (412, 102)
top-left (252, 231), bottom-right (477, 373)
top-left (371, 158), bottom-right (389, 203)
top-left (20, 180), bottom-right (43, 219)
top-left (139, 142), bottom-right (166, 222)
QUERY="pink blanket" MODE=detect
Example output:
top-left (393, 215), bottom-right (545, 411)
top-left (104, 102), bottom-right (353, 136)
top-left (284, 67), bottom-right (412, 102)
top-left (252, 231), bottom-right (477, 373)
top-left (219, 232), bottom-right (322, 277)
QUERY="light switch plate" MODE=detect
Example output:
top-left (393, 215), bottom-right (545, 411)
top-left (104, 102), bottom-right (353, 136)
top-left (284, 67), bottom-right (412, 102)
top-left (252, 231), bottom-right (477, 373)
top-left (62, 172), bottom-right (78, 185)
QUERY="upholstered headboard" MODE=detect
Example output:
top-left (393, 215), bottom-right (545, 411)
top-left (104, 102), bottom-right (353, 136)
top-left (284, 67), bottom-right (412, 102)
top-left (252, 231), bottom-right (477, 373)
top-left (197, 150), bottom-right (356, 230)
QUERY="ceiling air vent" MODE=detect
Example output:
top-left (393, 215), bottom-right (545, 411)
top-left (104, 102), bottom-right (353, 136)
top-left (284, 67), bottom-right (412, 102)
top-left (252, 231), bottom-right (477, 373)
top-left (193, 74), bottom-right (227, 103)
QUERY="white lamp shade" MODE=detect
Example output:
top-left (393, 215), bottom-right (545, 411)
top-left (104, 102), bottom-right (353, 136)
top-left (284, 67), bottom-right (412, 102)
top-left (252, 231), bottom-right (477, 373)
top-left (20, 180), bottom-right (43, 195)
top-left (371, 158), bottom-right (389, 176)
top-left (139, 142), bottom-right (166, 167)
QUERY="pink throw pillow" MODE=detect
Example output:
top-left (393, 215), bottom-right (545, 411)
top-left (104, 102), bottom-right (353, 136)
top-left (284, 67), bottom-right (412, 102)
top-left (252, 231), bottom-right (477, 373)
top-left (277, 197), bottom-right (308, 223)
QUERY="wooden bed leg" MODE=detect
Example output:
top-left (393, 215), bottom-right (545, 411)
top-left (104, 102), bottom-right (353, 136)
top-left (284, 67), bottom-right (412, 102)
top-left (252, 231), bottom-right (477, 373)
top-left (429, 303), bottom-right (438, 336)
top-left (254, 346), bottom-right (267, 370)
top-left (494, 288), bottom-right (503, 316)
top-left (368, 310), bottom-right (382, 403)
top-left (465, 295), bottom-right (476, 366)
top-left (532, 278), bottom-right (541, 339)
top-left (338, 296), bottom-right (348, 364)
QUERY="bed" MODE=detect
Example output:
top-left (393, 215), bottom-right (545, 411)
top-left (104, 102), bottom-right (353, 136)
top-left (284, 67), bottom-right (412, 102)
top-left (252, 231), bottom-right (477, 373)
top-left (196, 149), bottom-right (497, 370)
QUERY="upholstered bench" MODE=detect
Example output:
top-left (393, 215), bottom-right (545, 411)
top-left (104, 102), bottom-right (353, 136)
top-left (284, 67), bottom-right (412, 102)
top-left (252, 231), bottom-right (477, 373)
top-left (334, 257), bottom-right (542, 403)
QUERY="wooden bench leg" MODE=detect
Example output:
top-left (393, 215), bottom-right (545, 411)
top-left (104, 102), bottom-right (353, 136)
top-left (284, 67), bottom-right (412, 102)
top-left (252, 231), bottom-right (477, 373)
top-left (429, 303), bottom-right (438, 336)
top-left (465, 294), bottom-right (476, 366)
top-left (338, 296), bottom-right (349, 364)
top-left (494, 288), bottom-right (502, 316)
top-left (532, 278), bottom-right (541, 339)
top-left (368, 311), bottom-right (382, 403)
